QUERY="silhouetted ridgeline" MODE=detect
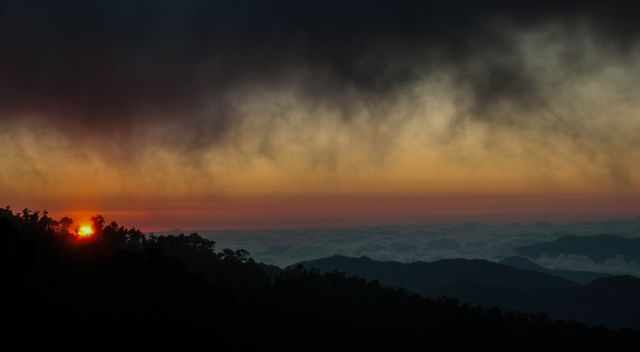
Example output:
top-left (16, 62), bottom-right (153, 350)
top-left (297, 255), bottom-right (640, 329)
top-left (499, 256), bottom-right (609, 284)
top-left (2, 207), bottom-right (635, 347)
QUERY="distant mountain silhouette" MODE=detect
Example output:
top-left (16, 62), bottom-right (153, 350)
top-left (500, 256), bottom-right (609, 284)
top-left (294, 255), bottom-right (576, 312)
top-left (500, 255), bottom-right (548, 271)
top-left (296, 255), bottom-right (640, 328)
top-left (516, 235), bottom-right (640, 262)
top-left (295, 255), bottom-right (576, 291)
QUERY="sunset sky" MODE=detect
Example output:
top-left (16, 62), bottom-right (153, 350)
top-left (2, 1), bottom-right (640, 230)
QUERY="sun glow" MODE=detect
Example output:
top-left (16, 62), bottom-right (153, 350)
top-left (77, 224), bottom-right (94, 237)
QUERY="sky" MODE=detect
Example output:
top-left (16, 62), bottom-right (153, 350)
top-left (2, 1), bottom-right (640, 229)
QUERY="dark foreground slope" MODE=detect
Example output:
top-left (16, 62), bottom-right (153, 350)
top-left (297, 255), bottom-right (640, 329)
top-left (2, 208), bottom-right (635, 348)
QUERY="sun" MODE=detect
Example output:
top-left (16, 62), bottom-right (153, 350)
top-left (77, 224), bottom-right (94, 237)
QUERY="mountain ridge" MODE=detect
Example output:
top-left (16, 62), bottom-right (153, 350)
top-left (499, 256), bottom-right (610, 284)
top-left (295, 254), bottom-right (640, 328)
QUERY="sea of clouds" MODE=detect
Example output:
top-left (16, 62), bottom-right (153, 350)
top-left (198, 218), bottom-right (640, 274)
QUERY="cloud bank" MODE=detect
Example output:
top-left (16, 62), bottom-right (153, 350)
top-left (2, 1), bottom-right (640, 206)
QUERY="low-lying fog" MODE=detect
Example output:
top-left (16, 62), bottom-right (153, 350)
top-left (174, 219), bottom-right (640, 274)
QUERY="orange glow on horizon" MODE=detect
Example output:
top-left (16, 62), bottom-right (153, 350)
top-left (37, 192), bottom-right (640, 232)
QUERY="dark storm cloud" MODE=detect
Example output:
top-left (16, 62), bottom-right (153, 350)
top-left (1, 1), bottom-right (640, 143)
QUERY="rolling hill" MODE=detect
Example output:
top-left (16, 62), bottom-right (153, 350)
top-left (499, 256), bottom-right (609, 284)
top-left (296, 255), bottom-right (640, 328)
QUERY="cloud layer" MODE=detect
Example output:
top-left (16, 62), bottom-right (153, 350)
top-left (2, 1), bottom-right (640, 208)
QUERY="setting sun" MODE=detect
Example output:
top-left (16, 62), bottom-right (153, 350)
top-left (77, 224), bottom-right (94, 237)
